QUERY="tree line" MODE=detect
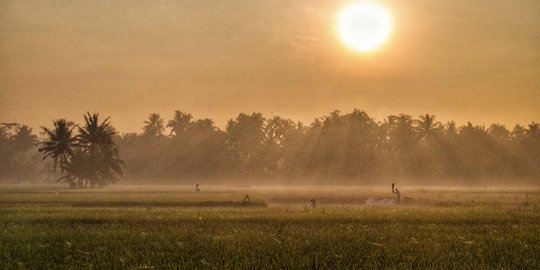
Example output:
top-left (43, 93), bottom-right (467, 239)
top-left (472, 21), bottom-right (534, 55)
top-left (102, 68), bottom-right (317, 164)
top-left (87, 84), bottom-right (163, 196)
top-left (1, 113), bottom-right (123, 188)
top-left (119, 110), bottom-right (540, 185)
top-left (1, 109), bottom-right (539, 186)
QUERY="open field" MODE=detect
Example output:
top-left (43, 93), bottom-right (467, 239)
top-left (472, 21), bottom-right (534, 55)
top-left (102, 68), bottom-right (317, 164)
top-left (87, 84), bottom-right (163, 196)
top-left (1, 186), bottom-right (540, 269)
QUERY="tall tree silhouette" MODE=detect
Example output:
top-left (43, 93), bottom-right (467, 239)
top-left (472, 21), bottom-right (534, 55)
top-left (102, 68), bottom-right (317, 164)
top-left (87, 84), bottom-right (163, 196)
top-left (77, 113), bottom-right (118, 187)
top-left (77, 113), bottom-right (114, 162)
top-left (39, 119), bottom-right (77, 173)
top-left (167, 111), bottom-right (193, 137)
top-left (143, 113), bottom-right (165, 137)
top-left (445, 121), bottom-right (458, 137)
top-left (12, 125), bottom-right (37, 153)
top-left (416, 114), bottom-right (441, 141)
top-left (263, 116), bottom-right (298, 173)
top-left (525, 122), bottom-right (540, 176)
top-left (25, 109), bottom-right (540, 184)
top-left (386, 114), bottom-right (418, 177)
top-left (39, 114), bottom-right (123, 188)
top-left (226, 113), bottom-right (266, 173)
top-left (0, 125), bottom-right (11, 176)
top-left (388, 114), bottom-right (417, 151)
top-left (11, 125), bottom-right (38, 180)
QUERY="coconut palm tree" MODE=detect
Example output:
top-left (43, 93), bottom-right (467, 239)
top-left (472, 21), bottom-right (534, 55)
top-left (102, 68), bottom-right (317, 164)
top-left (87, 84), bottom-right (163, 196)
top-left (190, 119), bottom-right (216, 134)
top-left (77, 113), bottom-right (113, 168)
top-left (77, 113), bottom-right (118, 187)
top-left (459, 122), bottom-right (485, 138)
top-left (415, 114), bottom-right (441, 140)
top-left (143, 113), bottom-right (165, 137)
top-left (12, 125), bottom-right (38, 155)
top-left (38, 119), bottom-right (77, 173)
top-left (389, 114), bottom-right (414, 130)
top-left (445, 121), bottom-right (458, 137)
top-left (11, 125), bottom-right (38, 180)
top-left (167, 111), bottom-right (192, 137)
top-left (387, 114), bottom-right (417, 151)
top-left (93, 143), bottom-right (124, 187)
top-left (57, 148), bottom-right (90, 188)
top-left (40, 113), bottom-right (123, 188)
top-left (78, 113), bottom-right (115, 148)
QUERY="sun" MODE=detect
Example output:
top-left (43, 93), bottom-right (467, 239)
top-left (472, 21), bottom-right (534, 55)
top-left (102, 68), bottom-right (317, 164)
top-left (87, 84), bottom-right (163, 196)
top-left (337, 1), bottom-right (392, 53)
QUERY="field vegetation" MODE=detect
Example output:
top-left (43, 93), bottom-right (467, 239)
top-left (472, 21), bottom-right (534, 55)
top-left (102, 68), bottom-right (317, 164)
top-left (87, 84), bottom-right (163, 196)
top-left (1, 186), bottom-right (539, 269)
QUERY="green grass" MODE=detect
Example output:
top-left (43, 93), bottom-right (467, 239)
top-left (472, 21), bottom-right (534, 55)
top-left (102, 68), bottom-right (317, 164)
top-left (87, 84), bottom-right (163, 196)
top-left (1, 186), bottom-right (540, 269)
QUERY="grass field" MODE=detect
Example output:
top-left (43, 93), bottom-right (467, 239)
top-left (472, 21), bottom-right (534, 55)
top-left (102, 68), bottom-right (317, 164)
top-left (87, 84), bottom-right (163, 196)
top-left (1, 185), bottom-right (540, 269)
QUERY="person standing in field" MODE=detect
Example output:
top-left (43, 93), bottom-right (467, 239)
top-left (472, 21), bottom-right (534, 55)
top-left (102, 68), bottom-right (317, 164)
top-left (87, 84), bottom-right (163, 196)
top-left (392, 183), bottom-right (401, 203)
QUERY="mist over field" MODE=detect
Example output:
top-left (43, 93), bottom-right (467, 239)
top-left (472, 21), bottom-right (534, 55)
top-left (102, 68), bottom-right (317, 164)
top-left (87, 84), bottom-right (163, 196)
top-left (1, 110), bottom-right (539, 187)
top-left (2, 112), bottom-right (540, 269)
top-left (1, 0), bottom-right (540, 269)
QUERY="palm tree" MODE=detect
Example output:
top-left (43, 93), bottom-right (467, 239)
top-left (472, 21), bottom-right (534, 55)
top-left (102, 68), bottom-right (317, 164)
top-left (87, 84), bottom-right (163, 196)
top-left (190, 119), bottom-right (216, 133)
top-left (167, 111), bottom-right (193, 137)
top-left (94, 143), bottom-right (125, 187)
top-left (387, 114), bottom-right (416, 150)
top-left (12, 125), bottom-right (38, 154)
top-left (445, 121), bottom-right (458, 137)
top-left (77, 113), bottom-right (114, 161)
top-left (57, 148), bottom-right (90, 188)
top-left (416, 114), bottom-right (441, 141)
top-left (12, 125), bottom-right (38, 180)
top-left (226, 113), bottom-right (266, 171)
top-left (143, 113), bottom-right (165, 137)
top-left (57, 145), bottom-right (123, 189)
top-left (459, 122), bottom-right (485, 138)
top-left (40, 114), bottom-right (123, 188)
top-left (389, 114), bottom-right (414, 129)
top-left (38, 119), bottom-right (77, 173)
top-left (77, 112), bottom-right (118, 187)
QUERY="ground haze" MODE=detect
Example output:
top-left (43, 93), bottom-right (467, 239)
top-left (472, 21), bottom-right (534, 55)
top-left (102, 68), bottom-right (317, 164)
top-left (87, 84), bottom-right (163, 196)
top-left (1, 185), bottom-right (539, 269)
top-left (1, 0), bottom-right (539, 268)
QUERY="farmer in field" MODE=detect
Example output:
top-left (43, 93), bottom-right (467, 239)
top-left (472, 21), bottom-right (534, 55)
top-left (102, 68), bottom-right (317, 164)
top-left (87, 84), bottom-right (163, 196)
top-left (195, 184), bottom-right (200, 192)
top-left (392, 183), bottom-right (401, 203)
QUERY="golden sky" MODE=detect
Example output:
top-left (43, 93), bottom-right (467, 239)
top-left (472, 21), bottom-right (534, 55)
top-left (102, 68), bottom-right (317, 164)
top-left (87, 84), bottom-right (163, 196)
top-left (1, 0), bottom-right (539, 132)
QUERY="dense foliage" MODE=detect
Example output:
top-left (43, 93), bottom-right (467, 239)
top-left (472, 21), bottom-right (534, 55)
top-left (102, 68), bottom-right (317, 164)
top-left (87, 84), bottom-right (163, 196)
top-left (1, 109), bottom-right (539, 185)
top-left (0, 123), bottom-right (39, 181)
top-left (119, 110), bottom-right (540, 184)
top-left (38, 113), bottom-right (124, 188)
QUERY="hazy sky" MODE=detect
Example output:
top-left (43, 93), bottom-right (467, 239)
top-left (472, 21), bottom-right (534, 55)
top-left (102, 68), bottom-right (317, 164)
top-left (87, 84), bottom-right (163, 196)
top-left (1, 0), bottom-right (539, 132)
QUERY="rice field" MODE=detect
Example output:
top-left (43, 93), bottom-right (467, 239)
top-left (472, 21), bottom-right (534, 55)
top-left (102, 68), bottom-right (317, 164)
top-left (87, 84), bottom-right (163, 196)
top-left (1, 185), bottom-right (540, 269)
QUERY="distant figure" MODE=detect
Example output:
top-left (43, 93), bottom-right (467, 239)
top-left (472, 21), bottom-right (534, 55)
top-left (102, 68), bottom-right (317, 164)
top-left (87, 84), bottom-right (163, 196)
top-left (310, 199), bottom-right (317, 208)
top-left (392, 183), bottom-right (401, 203)
top-left (195, 184), bottom-right (200, 192)
top-left (393, 188), bottom-right (401, 203)
top-left (242, 194), bottom-right (251, 203)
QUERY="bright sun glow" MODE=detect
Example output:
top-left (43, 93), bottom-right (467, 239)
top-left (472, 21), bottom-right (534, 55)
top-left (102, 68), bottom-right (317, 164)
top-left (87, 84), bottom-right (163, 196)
top-left (337, 2), bottom-right (392, 53)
